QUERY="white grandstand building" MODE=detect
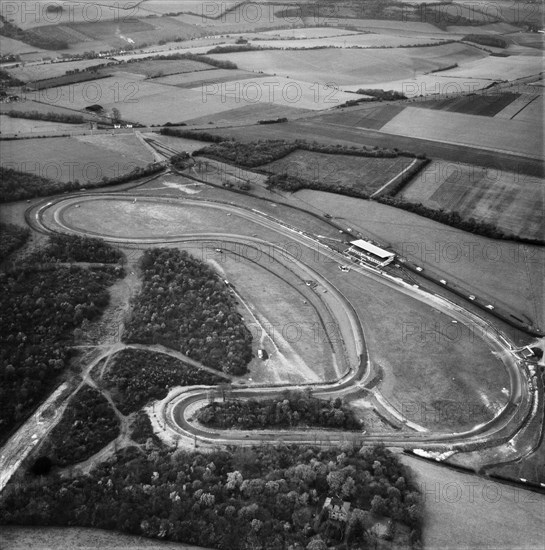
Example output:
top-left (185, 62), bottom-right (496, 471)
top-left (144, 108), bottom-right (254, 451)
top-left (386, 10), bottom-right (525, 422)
top-left (345, 239), bottom-right (395, 267)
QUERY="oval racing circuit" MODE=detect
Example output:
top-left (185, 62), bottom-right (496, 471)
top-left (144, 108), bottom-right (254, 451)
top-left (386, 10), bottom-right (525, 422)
top-left (31, 193), bottom-right (535, 453)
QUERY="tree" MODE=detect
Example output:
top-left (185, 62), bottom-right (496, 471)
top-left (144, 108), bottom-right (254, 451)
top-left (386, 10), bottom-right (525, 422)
top-left (111, 107), bottom-right (121, 123)
top-left (306, 536), bottom-right (328, 550)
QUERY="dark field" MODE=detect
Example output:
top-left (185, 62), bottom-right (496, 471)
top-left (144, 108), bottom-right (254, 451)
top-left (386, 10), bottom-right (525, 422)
top-left (412, 92), bottom-right (520, 116)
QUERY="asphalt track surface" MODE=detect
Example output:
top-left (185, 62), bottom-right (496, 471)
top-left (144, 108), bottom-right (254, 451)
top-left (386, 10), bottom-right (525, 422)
top-left (29, 193), bottom-right (536, 453)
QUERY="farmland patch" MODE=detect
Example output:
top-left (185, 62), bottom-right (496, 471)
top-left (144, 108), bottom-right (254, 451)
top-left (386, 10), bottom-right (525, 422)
top-left (260, 149), bottom-right (417, 195)
top-left (412, 92), bottom-right (520, 116)
top-left (400, 160), bottom-right (545, 241)
top-left (380, 107), bottom-right (544, 159)
top-left (207, 43), bottom-right (487, 85)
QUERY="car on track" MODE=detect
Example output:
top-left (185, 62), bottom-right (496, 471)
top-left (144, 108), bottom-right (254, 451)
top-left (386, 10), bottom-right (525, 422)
top-left (339, 265), bottom-right (350, 272)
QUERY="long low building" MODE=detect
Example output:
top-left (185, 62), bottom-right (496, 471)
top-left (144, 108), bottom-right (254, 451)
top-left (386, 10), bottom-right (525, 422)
top-left (345, 239), bottom-right (395, 267)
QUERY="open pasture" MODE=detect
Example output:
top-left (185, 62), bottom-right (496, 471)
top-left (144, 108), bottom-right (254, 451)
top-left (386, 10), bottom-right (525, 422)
top-left (183, 102), bottom-right (312, 125)
top-left (208, 42), bottom-right (487, 85)
top-left (0, 115), bottom-right (86, 134)
top-left (439, 55), bottom-right (544, 81)
top-left (0, 134), bottom-right (154, 183)
top-left (260, 149), bottom-right (416, 195)
top-left (401, 160), bottom-right (544, 241)
top-left (380, 107), bottom-right (544, 159)
top-left (248, 33), bottom-right (453, 49)
top-left (7, 59), bottom-right (113, 83)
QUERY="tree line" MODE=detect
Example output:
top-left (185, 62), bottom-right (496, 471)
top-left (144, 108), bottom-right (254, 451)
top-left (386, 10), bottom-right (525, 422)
top-left (5, 110), bottom-right (87, 124)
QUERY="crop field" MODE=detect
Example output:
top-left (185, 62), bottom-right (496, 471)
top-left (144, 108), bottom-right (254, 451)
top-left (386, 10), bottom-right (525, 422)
top-left (0, 36), bottom-right (46, 56)
top-left (316, 105), bottom-right (406, 130)
top-left (401, 160), bottom-right (544, 241)
top-left (256, 27), bottom-right (361, 38)
top-left (260, 149), bottom-right (416, 195)
top-left (152, 68), bottom-right (259, 88)
top-left (190, 158), bottom-right (269, 188)
top-left (452, 0), bottom-right (545, 27)
top-left (7, 59), bottom-right (113, 83)
top-left (0, 99), bottom-right (96, 120)
top-left (0, 135), bottom-right (154, 183)
top-left (413, 92), bottom-right (520, 117)
top-left (492, 93), bottom-right (539, 119)
top-left (108, 58), bottom-right (212, 78)
top-left (302, 18), bottom-right (446, 34)
top-left (380, 107), bottom-right (544, 159)
top-left (208, 42), bottom-right (487, 85)
top-left (292, 189), bottom-right (545, 329)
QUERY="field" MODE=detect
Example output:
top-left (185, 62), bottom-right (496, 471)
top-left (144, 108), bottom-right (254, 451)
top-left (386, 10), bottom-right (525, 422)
top-left (0, 134), bottom-right (155, 183)
top-left (510, 94), bottom-right (544, 124)
top-left (402, 456), bottom-right (545, 550)
top-left (31, 73), bottom-right (354, 124)
top-left (380, 107), bottom-right (544, 159)
top-left (260, 149), bottom-right (417, 194)
top-left (400, 160), bottom-right (544, 241)
top-left (439, 55), bottom-right (544, 82)
top-left (152, 68), bottom-right (259, 88)
top-left (208, 42), bottom-right (487, 85)
top-left (292, 189), bottom-right (545, 329)
top-left (0, 115), bottom-right (86, 134)
top-left (182, 102), bottom-right (312, 125)
top-left (7, 59), bottom-right (113, 83)
top-left (413, 92), bottom-right (520, 117)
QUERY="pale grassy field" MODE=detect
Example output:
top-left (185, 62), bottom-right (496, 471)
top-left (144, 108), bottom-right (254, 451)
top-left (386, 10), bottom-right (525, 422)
top-left (511, 94), bottom-right (544, 124)
top-left (8, 59), bottom-right (112, 83)
top-left (293, 189), bottom-right (545, 329)
top-left (439, 55), bottom-right (544, 81)
top-left (380, 107), bottom-right (544, 159)
top-left (0, 135), bottom-right (154, 183)
top-left (401, 160), bottom-right (545, 240)
top-left (401, 456), bottom-right (545, 550)
top-left (0, 115), bottom-right (87, 134)
top-left (208, 43), bottom-right (486, 85)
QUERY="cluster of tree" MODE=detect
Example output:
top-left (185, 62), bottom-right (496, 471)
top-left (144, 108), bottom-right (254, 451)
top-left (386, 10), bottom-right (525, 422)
top-left (0, 69), bottom-right (23, 88)
top-left (0, 15), bottom-right (69, 50)
top-left (198, 390), bottom-right (362, 430)
top-left (206, 44), bottom-right (267, 54)
top-left (258, 117), bottom-right (289, 124)
top-left (25, 72), bottom-right (110, 91)
top-left (103, 349), bottom-right (224, 414)
top-left (463, 34), bottom-right (509, 49)
top-left (123, 248), bottom-right (253, 375)
top-left (130, 411), bottom-right (159, 445)
top-left (0, 223), bottom-right (29, 262)
top-left (43, 385), bottom-right (120, 467)
top-left (354, 89), bottom-right (407, 101)
top-left (28, 234), bottom-right (124, 264)
top-left (0, 260), bottom-right (123, 442)
top-left (376, 195), bottom-right (544, 245)
top-left (1, 443), bottom-right (422, 549)
top-left (5, 110), bottom-right (86, 124)
top-left (0, 163), bottom-right (164, 202)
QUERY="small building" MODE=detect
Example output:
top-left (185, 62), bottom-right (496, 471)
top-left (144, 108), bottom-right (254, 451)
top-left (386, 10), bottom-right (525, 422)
top-left (257, 349), bottom-right (268, 360)
top-left (345, 239), bottom-right (395, 267)
top-left (323, 497), bottom-right (351, 522)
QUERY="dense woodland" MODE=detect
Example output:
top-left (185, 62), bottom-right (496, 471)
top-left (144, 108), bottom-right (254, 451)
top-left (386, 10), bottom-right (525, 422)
top-left (0, 164), bottom-right (164, 202)
top-left (199, 390), bottom-right (362, 431)
top-left (44, 385), bottom-right (120, 467)
top-left (0, 235), bottom-right (124, 442)
top-left (123, 248), bottom-right (253, 375)
top-left (103, 349), bottom-right (224, 414)
top-left (1, 443), bottom-right (422, 549)
top-left (28, 234), bottom-right (124, 264)
top-left (0, 223), bottom-right (30, 262)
